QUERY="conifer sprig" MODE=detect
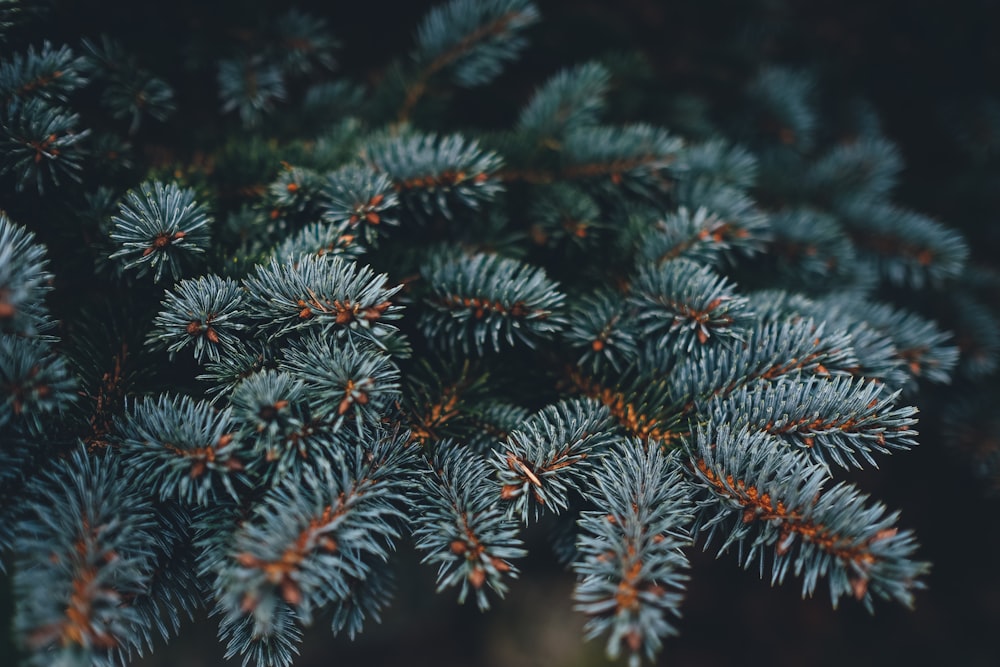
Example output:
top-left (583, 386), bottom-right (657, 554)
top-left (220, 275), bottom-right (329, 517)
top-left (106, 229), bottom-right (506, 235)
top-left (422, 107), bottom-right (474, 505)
top-left (80, 36), bottom-right (175, 134)
top-left (638, 205), bottom-right (770, 268)
top-left (273, 222), bottom-right (365, 265)
top-left (688, 425), bottom-right (928, 609)
top-left (528, 184), bottom-right (606, 251)
top-left (0, 335), bottom-right (77, 435)
top-left (365, 131), bottom-right (504, 219)
top-left (227, 369), bottom-right (323, 478)
top-left (13, 448), bottom-right (159, 667)
top-left (631, 258), bottom-right (753, 352)
top-left (507, 124), bottom-right (682, 198)
top-left (218, 57), bottom-right (286, 128)
top-left (420, 251), bottom-right (566, 353)
top-left (706, 376), bottom-right (918, 468)
top-left (836, 199), bottom-right (969, 289)
top-left (321, 165), bottom-right (399, 246)
top-left (278, 334), bottom-right (401, 431)
top-left (400, 0), bottom-right (540, 120)
top-left (149, 275), bottom-right (247, 363)
top-left (109, 181), bottom-right (212, 283)
top-left (563, 290), bottom-right (642, 373)
top-left (114, 394), bottom-right (246, 505)
top-left (412, 442), bottom-right (527, 610)
top-left (764, 208), bottom-right (858, 288)
top-left (0, 98), bottom-right (89, 193)
top-left (574, 442), bottom-right (693, 667)
top-left (213, 429), bottom-right (413, 660)
top-left (494, 398), bottom-right (616, 522)
top-left (0, 41), bottom-right (87, 104)
top-left (0, 213), bottom-right (52, 335)
top-left (666, 318), bottom-right (859, 410)
top-left (517, 61), bottom-right (610, 141)
top-left (569, 366), bottom-right (684, 448)
top-left (242, 254), bottom-right (403, 344)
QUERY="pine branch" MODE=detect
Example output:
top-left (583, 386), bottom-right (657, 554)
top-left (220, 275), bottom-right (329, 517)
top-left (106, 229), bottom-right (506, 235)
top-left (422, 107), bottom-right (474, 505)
top-left (113, 394), bottom-right (247, 506)
top-left (227, 369), bottom-right (331, 480)
top-left (706, 375), bottom-right (918, 469)
top-left (0, 97), bottom-right (89, 193)
top-left (517, 61), bottom-right (610, 142)
top-left (743, 66), bottom-right (817, 151)
top-left (562, 289), bottom-right (642, 374)
top-left (365, 131), bottom-right (504, 219)
top-left (680, 139), bottom-right (758, 190)
top-left (573, 441), bottom-right (692, 667)
top-left (666, 317), bottom-right (860, 413)
top-left (688, 425), bottom-right (928, 610)
top-left (0, 213), bottom-right (53, 336)
top-left (13, 447), bottom-right (159, 667)
top-left (212, 428), bottom-right (413, 662)
top-left (528, 184), bottom-right (607, 251)
top-left (242, 254), bottom-right (403, 345)
top-left (0, 41), bottom-right (87, 105)
top-left (148, 275), bottom-right (248, 363)
top-left (568, 366), bottom-right (685, 448)
top-left (637, 205), bottom-right (770, 268)
top-left (401, 356), bottom-right (491, 446)
top-left (321, 164), bottom-right (400, 246)
top-left (218, 56), bottom-right (286, 128)
top-left (836, 198), bottom-right (969, 289)
top-left (399, 0), bottom-right (540, 121)
top-left (273, 221), bottom-right (365, 265)
top-left (109, 181), bottom-right (212, 283)
top-left (412, 442), bottom-right (526, 610)
top-left (806, 137), bottom-right (903, 202)
top-left (501, 124), bottom-right (682, 199)
top-left (419, 250), bottom-right (566, 354)
top-left (630, 258), bottom-right (753, 352)
top-left (278, 333), bottom-right (401, 432)
top-left (764, 207), bottom-right (859, 289)
top-left (494, 397), bottom-right (615, 522)
top-left (81, 36), bottom-right (174, 134)
top-left (0, 334), bottom-right (77, 435)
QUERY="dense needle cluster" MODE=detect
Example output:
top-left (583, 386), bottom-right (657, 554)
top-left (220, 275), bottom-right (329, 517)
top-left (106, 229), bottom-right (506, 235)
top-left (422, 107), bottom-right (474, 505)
top-left (0, 1), bottom-right (993, 666)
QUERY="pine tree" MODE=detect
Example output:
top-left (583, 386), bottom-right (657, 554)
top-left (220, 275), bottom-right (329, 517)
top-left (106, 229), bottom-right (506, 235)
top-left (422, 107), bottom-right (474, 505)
top-left (0, 1), bottom-right (990, 666)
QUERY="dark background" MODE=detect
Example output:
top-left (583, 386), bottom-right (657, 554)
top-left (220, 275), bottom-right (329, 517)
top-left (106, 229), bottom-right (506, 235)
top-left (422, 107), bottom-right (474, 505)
top-left (11, 1), bottom-right (1000, 665)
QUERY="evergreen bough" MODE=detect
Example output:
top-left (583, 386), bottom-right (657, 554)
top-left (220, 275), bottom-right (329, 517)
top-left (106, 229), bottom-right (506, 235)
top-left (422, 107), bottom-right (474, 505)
top-left (0, 1), bottom-right (987, 666)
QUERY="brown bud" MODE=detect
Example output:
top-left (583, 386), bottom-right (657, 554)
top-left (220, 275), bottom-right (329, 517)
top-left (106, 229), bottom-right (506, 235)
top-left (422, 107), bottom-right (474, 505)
top-left (851, 576), bottom-right (869, 600)
top-left (500, 484), bottom-right (520, 500)
top-left (235, 553), bottom-right (257, 567)
top-left (280, 579), bottom-right (302, 606)
top-left (491, 557), bottom-right (510, 572)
